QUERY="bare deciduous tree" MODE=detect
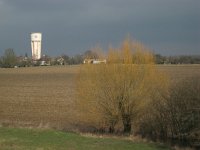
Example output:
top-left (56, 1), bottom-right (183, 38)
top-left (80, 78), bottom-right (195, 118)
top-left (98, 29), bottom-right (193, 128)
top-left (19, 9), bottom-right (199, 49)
top-left (76, 38), bottom-right (168, 133)
top-left (1, 49), bottom-right (17, 68)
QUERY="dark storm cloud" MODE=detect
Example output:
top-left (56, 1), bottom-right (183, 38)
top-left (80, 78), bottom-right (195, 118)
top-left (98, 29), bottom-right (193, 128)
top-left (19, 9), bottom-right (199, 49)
top-left (0, 0), bottom-right (199, 56)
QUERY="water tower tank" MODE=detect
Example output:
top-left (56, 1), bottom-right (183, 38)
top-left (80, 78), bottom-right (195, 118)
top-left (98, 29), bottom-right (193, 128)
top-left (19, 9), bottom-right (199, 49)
top-left (31, 32), bottom-right (42, 60)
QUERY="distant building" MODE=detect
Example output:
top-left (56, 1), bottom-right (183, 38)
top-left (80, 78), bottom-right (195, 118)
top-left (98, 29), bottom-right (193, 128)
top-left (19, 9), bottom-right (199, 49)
top-left (31, 33), bottom-right (42, 60)
top-left (83, 59), bottom-right (106, 64)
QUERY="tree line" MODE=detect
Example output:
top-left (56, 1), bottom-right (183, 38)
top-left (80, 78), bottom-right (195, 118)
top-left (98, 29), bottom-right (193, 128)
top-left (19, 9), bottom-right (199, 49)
top-left (155, 54), bottom-right (200, 64)
top-left (1, 48), bottom-right (200, 68)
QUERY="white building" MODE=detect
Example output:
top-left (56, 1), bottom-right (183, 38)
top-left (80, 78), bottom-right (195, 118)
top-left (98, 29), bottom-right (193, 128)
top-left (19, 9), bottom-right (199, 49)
top-left (83, 59), bottom-right (106, 64)
top-left (31, 33), bottom-right (42, 60)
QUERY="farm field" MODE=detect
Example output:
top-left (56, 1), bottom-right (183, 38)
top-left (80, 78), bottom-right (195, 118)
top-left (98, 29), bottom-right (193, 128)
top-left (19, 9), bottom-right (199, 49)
top-left (0, 65), bottom-right (200, 129)
top-left (156, 64), bottom-right (200, 81)
top-left (0, 127), bottom-right (171, 150)
top-left (0, 66), bottom-right (79, 129)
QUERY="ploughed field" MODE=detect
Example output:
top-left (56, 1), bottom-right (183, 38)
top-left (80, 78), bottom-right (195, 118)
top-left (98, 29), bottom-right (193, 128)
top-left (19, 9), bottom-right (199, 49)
top-left (0, 66), bottom-right (79, 129)
top-left (0, 65), bottom-right (200, 129)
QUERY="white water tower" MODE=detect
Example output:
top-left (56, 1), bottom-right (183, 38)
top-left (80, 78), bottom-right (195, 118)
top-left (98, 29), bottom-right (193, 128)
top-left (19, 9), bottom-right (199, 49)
top-left (31, 32), bottom-right (42, 60)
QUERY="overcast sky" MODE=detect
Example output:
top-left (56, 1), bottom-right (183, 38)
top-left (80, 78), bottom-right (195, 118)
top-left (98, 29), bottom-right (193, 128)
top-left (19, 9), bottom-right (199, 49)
top-left (0, 0), bottom-right (199, 56)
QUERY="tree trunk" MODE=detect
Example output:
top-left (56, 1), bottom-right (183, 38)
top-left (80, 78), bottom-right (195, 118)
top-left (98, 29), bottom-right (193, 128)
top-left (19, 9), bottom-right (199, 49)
top-left (109, 125), bottom-right (114, 133)
top-left (122, 114), bottom-right (132, 133)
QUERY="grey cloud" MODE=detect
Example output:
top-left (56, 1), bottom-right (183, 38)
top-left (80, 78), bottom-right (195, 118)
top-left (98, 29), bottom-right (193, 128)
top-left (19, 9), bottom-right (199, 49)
top-left (0, 0), bottom-right (199, 56)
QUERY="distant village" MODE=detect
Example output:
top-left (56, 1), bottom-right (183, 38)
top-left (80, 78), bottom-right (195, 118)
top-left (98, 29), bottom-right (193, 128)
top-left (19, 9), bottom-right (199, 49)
top-left (0, 32), bottom-right (200, 68)
top-left (0, 48), bottom-right (109, 68)
top-left (1, 48), bottom-right (200, 68)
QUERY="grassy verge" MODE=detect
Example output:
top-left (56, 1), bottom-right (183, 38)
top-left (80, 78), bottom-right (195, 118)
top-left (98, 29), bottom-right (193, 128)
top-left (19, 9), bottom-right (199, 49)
top-left (0, 127), bottom-right (171, 150)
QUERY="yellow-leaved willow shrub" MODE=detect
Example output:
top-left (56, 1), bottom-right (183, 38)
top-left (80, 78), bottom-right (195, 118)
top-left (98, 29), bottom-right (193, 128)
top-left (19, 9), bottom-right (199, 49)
top-left (76, 37), bottom-right (169, 133)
